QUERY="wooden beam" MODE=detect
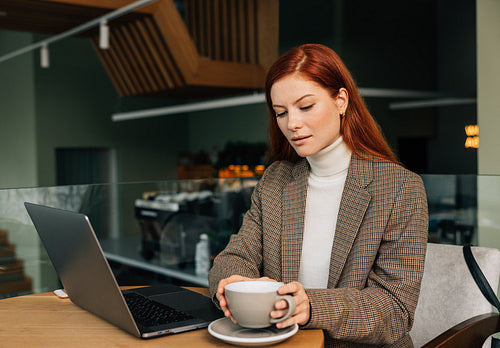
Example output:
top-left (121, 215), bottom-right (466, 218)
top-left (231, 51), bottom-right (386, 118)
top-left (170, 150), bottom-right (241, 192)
top-left (191, 59), bottom-right (265, 89)
top-left (247, 0), bottom-right (257, 64)
top-left (256, 0), bottom-right (279, 69)
top-left (142, 17), bottom-right (184, 87)
top-left (152, 0), bottom-right (200, 79)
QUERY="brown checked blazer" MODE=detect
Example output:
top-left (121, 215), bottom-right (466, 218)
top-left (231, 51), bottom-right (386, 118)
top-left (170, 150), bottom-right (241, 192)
top-left (208, 154), bottom-right (428, 348)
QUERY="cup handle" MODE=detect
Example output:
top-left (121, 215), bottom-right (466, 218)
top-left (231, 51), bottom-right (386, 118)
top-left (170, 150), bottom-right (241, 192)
top-left (269, 295), bottom-right (296, 324)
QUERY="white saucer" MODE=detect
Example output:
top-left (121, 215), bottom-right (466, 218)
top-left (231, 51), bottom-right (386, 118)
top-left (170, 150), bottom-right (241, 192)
top-left (208, 317), bottom-right (298, 347)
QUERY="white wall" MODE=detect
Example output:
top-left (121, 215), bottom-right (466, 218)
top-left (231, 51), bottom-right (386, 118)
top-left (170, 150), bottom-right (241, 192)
top-left (477, 0), bottom-right (500, 248)
top-left (477, 0), bottom-right (500, 176)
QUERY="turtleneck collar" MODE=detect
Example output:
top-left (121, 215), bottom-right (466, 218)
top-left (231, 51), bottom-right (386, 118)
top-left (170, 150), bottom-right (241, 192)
top-left (306, 136), bottom-right (352, 177)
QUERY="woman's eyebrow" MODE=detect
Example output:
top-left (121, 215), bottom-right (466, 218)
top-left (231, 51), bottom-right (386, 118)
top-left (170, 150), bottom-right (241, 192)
top-left (272, 94), bottom-right (314, 108)
top-left (295, 94), bottom-right (314, 104)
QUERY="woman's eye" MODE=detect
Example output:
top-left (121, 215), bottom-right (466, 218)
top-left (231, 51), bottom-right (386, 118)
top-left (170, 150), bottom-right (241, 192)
top-left (300, 104), bottom-right (314, 111)
top-left (275, 110), bottom-right (287, 118)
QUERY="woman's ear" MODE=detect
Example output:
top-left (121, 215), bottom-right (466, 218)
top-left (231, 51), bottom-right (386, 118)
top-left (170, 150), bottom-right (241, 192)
top-left (336, 88), bottom-right (349, 114)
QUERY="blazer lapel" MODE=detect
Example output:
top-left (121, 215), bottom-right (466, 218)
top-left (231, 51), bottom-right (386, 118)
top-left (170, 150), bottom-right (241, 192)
top-left (328, 155), bottom-right (373, 288)
top-left (281, 159), bottom-right (308, 284)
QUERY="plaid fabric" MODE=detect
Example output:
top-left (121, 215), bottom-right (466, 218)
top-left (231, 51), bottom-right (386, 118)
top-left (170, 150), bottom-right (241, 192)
top-left (209, 155), bottom-right (428, 348)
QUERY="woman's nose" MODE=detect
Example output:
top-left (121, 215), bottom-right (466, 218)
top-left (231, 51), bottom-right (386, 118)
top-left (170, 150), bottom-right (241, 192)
top-left (287, 112), bottom-right (302, 130)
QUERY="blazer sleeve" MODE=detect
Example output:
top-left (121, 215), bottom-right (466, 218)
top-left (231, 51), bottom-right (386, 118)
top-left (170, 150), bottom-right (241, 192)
top-left (302, 172), bottom-right (428, 346)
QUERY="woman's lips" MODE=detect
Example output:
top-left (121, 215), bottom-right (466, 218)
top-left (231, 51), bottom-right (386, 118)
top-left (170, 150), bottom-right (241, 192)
top-left (291, 135), bottom-right (311, 145)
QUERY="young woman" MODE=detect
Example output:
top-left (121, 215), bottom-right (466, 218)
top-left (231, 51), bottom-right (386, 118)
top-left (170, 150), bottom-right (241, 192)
top-left (208, 44), bottom-right (428, 347)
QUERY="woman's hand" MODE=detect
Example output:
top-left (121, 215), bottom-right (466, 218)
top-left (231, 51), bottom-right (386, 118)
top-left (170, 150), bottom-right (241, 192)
top-left (216, 275), bottom-right (276, 324)
top-left (271, 281), bottom-right (310, 328)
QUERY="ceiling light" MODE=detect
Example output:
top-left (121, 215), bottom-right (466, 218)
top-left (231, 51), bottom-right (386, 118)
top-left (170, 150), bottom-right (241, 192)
top-left (111, 88), bottom-right (447, 121)
top-left (112, 93), bottom-right (266, 121)
top-left (99, 20), bottom-right (110, 49)
top-left (389, 98), bottom-right (476, 110)
top-left (40, 44), bottom-right (49, 68)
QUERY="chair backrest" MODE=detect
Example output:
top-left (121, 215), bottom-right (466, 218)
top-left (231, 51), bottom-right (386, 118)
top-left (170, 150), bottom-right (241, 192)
top-left (410, 243), bottom-right (500, 347)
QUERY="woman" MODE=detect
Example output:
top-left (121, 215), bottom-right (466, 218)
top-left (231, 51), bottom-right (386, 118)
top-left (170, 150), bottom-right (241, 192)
top-left (208, 44), bottom-right (428, 347)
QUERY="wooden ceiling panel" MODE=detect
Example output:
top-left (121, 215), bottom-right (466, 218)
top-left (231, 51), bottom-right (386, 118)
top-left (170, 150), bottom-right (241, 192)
top-left (141, 16), bottom-right (184, 88)
top-left (0, 0), bottom-right (279, 98)
top-left (125, 22), bottom-right (163, 91)
top-left (132, 20), bottom-right (171, 90)
top-left (0, 0), bottom-right (124, 35)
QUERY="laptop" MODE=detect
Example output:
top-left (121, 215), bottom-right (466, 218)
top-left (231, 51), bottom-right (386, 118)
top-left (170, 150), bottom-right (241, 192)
top-left (24, 202), bottom-right (223, 339)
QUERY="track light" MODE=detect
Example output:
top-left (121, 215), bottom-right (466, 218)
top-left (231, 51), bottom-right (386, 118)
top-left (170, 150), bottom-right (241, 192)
top-left (0, 0), bottom-right (158, 65)
top-left (389, 98), bottom-right (476, 110)
top-left (99, 20), bottom-right (110, 49)
top-left (40, 43), bottom-right (49, 68)
top-left (112, 93), bottom-right (266, 121)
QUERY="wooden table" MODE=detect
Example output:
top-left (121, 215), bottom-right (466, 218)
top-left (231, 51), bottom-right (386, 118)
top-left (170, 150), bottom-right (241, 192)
top-left (0, 287), bottom-right (324, 347)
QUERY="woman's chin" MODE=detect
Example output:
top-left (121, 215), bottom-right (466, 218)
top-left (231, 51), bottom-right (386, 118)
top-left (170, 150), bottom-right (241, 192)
top-left (294, 149), bottom-right (317, 158)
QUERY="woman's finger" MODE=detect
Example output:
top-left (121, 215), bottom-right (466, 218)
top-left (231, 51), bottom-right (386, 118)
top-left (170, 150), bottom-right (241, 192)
top-left (273, 281), bottom-right (310, 328)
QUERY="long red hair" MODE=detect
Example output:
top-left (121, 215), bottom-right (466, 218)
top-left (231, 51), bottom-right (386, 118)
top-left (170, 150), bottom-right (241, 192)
top-left (265, 44), bottom-right (398, 164)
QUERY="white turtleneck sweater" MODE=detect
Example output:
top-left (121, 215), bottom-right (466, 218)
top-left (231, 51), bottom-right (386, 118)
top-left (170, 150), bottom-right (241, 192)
top-left (298, 136), bottom-right (352, 289)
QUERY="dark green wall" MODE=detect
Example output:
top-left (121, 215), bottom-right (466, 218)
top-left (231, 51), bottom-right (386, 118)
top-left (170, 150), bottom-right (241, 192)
top-left (32, 35), bottom-right (189, 186)
top-left (0, 0), bottom-right (478, 191)
top-left (0, 31), bottom-right (37, 189)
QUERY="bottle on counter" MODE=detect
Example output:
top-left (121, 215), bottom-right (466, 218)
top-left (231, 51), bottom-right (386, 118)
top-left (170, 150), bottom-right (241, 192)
top-left (195, 233), bottom-right (211, 276)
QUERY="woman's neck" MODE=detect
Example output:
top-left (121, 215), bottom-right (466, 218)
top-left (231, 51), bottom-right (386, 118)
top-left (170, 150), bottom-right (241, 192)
top-left (306, 136), bottom-right (352, 177)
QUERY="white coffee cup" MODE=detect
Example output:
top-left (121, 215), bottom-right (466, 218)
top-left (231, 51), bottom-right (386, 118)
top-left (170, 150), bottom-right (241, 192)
top-left (224, 280), bottom-right (296, 328)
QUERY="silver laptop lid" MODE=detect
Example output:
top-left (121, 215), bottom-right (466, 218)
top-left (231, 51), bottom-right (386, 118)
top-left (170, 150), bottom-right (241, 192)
top-left (24, 202), bottom-right (140, 337)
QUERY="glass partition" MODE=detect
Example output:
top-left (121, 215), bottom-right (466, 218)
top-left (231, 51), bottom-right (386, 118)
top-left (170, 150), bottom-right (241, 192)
top-left (0, 175), bottom-right (498, 299)
top-left (0, 177), bottom-right (258, 298)
top-left (421, 174), bottom-right (477, 245)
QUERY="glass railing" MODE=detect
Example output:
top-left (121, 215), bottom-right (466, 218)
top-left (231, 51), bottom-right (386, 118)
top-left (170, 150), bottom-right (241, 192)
top-left (1, 174), bottom-right (499, 299)
top-left (422, 175), bottom-right (477, 246)
top-left (0, 177), bottom-right (258, 298)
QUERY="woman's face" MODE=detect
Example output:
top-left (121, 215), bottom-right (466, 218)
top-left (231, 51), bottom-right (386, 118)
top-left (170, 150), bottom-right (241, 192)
top-left (270, 74), bottom-right (348, 158)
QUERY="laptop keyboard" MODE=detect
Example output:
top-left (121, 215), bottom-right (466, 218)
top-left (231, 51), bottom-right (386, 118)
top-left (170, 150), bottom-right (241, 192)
top-left (124, 292), bottom-right (195, 327)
